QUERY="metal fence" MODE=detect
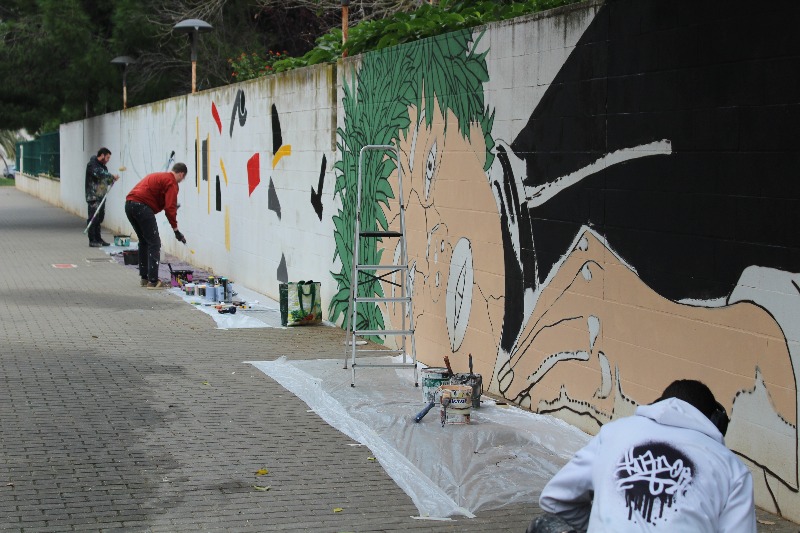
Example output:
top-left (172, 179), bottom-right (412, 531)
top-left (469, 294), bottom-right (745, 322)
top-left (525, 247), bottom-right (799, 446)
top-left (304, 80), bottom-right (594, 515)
top-left (16, 131), bottom-right (60, 178)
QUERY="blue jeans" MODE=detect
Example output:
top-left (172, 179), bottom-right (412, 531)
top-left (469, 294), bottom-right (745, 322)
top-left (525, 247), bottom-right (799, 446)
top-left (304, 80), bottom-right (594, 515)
top-left (125, 200), bottom-right (161, 283)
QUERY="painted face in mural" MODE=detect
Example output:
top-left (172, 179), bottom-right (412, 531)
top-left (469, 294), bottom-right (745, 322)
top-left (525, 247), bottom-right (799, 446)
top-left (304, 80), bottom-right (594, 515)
top-left (379, 98), bottom-right (505, 374)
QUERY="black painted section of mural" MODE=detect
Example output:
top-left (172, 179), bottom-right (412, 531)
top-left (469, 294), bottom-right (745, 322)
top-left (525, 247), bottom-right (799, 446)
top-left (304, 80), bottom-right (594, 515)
top-left (215, 176), bottom-right (222, 212)
top-left (271, 104), bottom-right (283, 154)
top-left (268, 178), bottom-right (281, 219)
top-left (230, 89), bottom-right (247, 137)
top-left (311, 154), bottom-right (326, 220)
top-left (506, 0), bottom-right (800, 303)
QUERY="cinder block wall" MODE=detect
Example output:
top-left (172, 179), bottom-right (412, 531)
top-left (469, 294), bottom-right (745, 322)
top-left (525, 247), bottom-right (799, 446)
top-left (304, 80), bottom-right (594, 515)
top-left (58, 0), bottom-right (800, 520)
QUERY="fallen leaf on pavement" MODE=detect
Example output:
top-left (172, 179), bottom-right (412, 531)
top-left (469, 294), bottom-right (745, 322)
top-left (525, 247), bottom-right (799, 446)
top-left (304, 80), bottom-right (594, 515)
top-left (757, 519), bottom-right (775, 525)
top-left (255, 468), bottom-right (268, 476)
top-left (333, 508), bottom-right (344, 513)
top-left (253, 485), bottom-right (271, 491)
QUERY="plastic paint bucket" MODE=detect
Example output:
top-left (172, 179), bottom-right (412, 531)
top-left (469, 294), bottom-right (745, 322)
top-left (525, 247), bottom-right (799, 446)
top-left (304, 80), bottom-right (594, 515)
top-left (421, 367), bottom-right (451, 403)
top-left (170, 270), bottom-right (194, 287)
top-left (197, 284), bottom-right (207, 298)
top-left (436, 384), bottom-right (473, 425)
top-left (184, 283), bottom-right (195, 296)
top-left (450, 373), bottom-right (483, 409)
top-left (113, 235), bottom-right (130, 246)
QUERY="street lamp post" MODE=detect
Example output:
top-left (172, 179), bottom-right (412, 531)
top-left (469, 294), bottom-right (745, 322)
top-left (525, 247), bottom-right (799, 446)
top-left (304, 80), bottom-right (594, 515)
top-left (173, 19), bottom-right (214, 94)
top-left (341, 0), bottom-right (349, 58)
top-left (111, 56), bottom-right (136, 110)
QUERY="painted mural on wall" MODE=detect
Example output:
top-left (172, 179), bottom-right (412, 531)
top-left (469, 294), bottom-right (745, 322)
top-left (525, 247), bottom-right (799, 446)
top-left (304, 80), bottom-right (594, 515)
top-left (334, 0), bottom-right (800, 517)
top-left (191, 85), bottom-right (327, 286)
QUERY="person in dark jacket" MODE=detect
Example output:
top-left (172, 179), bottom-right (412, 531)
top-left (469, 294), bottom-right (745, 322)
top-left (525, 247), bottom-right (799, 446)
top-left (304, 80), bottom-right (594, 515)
top-left (85, 147), bottom-right (119, 247)
top-left (125, 162), bottom-right (188, 288)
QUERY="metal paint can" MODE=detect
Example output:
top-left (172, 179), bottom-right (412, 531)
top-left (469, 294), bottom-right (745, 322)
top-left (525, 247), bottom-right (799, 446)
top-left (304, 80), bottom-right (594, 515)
top-left (421, 367), bottom-right (451, 403)
top-left (436, 384), bottom-right (472, 425)
top-left (450, 373), bottom-right (483, 409)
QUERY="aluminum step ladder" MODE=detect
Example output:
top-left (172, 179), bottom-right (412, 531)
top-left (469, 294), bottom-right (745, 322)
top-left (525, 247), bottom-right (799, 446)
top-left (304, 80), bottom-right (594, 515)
top-left (345, 145), bottom-right (418, 387)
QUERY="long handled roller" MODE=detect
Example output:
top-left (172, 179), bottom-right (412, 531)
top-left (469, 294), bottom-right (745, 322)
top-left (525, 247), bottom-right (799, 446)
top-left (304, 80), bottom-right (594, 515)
top-left (83, 181), bottom-right (116, 234)
top-left (83, 166), bottom-right (125, 234)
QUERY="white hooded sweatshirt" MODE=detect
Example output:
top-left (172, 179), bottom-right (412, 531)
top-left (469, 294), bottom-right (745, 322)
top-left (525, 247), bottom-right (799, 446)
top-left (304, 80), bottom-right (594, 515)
top-left (539, 398), bottom-right (756, 532)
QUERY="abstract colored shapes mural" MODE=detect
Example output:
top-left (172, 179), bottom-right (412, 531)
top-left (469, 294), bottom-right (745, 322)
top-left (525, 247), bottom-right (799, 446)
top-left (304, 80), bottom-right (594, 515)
top-left (247, 153), bottom-right (260, 197)
top-left (230, 89), bottom-right (247, 137)
top-left (311, 155), bottom-right (326, 220)
top-left (211, 101), bottom-right (222, 134)
top-left (268, 178), bottom-right (281, 219)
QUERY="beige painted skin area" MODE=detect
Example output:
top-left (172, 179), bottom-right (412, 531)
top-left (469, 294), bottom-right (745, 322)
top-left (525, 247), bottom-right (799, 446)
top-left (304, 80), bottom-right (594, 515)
top-left (375, 100), bottom-right (796, 477)
top-left (379, 100), bottom-right (506, 377)
top-left (500, 230), bottom-right (796, 430)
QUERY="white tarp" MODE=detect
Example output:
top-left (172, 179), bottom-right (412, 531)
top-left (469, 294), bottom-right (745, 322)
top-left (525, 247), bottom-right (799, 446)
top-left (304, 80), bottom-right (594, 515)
top-left (247, 356), bottom-right (590, 519)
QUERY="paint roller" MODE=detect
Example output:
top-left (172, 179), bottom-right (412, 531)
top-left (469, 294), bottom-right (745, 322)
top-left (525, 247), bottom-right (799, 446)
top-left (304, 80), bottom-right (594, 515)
top-left (413, 401), bottom-right (436, 423)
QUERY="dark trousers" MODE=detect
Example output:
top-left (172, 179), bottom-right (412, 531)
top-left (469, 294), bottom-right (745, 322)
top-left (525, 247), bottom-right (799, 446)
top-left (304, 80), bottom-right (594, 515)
top-left (526, 513), bottom-right (579, 533)
top-left (125, 200), bottom-right (161, 283)
top-left (86, 201), bottom-right (105, 243)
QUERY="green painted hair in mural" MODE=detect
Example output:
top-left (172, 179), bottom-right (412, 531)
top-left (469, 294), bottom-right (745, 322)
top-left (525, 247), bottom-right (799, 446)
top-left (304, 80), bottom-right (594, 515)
top-left (330, 29), bottom-right (495, 339)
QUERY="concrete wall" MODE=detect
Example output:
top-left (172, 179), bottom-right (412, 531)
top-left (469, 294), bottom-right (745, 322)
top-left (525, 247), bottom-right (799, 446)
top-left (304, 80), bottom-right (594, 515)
top-left (15, 173), bottom-right (62, 207)
top-left (55, 0), bottom-right (800, 521)
top-left (60, 64), bottom-right (338, 299)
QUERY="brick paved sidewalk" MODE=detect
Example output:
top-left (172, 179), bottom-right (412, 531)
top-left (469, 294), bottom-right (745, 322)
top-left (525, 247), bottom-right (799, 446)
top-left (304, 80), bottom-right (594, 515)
top-left (0, 187), bottom-right (796, 532)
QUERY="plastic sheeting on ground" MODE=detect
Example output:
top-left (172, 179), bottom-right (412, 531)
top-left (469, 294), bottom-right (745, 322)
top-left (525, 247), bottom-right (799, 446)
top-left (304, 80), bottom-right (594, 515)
top-left (247, 356), bottom-right (590, 519)
top-left (167, 285), bottom-right (283, 329)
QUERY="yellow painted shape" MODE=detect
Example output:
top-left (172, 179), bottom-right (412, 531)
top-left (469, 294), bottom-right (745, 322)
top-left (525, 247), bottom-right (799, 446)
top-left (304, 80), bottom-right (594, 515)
top-left (272, 145), bottom-right (292, 168)
top-left (220, 158), bottom-right (228, 186)
top-left (225, 205), bottom-right (230, 251)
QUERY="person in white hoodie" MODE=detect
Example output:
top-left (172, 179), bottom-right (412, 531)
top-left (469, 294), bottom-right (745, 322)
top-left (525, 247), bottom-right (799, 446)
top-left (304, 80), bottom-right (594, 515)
top-left (528, 379), bottom-right (756, 533)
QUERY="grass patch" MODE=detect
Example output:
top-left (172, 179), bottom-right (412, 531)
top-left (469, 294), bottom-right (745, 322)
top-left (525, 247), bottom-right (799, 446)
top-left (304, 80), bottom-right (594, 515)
top-left (0, 178), bottom-right (15, 187)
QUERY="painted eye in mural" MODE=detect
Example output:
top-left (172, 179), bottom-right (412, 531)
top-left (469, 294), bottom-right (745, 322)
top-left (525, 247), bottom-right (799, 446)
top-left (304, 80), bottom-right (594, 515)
top-left (424, 139), bottom-right (437, 201)
top-left (446, 238), bottom-right (473, 352)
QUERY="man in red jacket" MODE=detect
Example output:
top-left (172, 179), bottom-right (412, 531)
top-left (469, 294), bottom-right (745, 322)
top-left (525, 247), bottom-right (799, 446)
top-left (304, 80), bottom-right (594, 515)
top-left (125, 162), bottom-right (188, 288)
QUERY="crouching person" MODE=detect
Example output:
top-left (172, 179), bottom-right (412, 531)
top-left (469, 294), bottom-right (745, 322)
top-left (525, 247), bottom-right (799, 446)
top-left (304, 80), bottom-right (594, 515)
top-left (528, 379), bottom-right (755, 533)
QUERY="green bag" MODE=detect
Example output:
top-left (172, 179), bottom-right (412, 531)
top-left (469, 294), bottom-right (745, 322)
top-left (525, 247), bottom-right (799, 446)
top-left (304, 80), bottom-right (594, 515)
top-left (279, 280), bottom-right (322, 326)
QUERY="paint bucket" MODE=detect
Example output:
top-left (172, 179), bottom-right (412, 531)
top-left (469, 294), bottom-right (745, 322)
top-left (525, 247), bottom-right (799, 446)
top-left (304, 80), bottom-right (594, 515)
top-left (421, 367), bottom-right (451, 403)
top-left (197, 284), bottom-right (207, 298)
top-left (436, 384), bottom-right (472, 425)
top-left (450, 373), bottom-right (483, 409)
top-left (122, 250), bottom-right (138, 265)
top-left (113, 234), bottom-right (130, 247)
top-left (184, 283), bottom-right (195, 296)
top-left (168, 264), bottom-right (194, 287)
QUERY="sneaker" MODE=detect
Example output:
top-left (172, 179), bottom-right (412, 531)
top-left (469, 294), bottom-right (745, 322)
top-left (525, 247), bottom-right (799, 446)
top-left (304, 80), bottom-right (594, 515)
top-left (146, 280), bottom-right (168, 289)
top-left (89, 242), bottom-right (102, 248)
top-left (100, 240), bottom-right (111, 246)
top-left (140, 278), bottom-right (148, 287)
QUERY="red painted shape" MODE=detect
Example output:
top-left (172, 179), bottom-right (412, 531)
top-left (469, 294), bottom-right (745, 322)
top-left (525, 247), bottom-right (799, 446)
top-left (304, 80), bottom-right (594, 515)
top-left (211, 102), bottom-right (222, 134)
top-left (247, 153), bottom-right (260, 196)
top-left (52, 264), bottom-right (77, 268)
